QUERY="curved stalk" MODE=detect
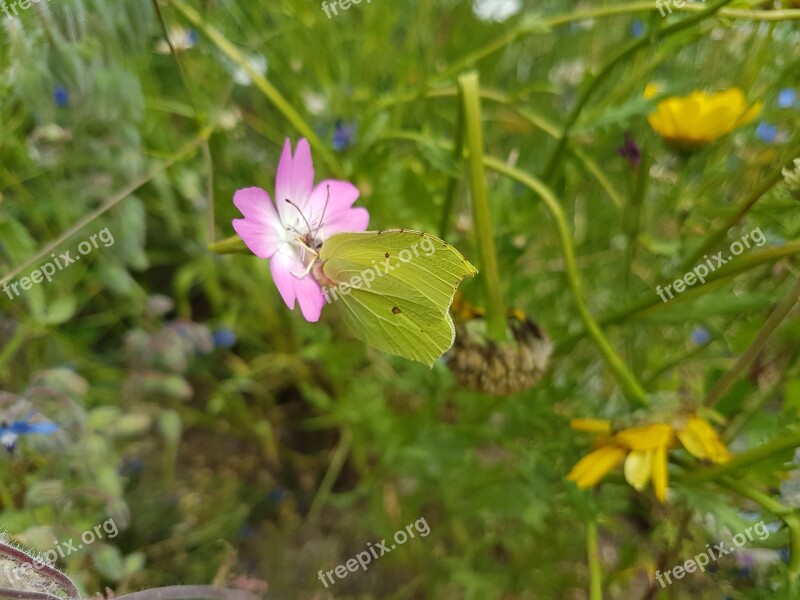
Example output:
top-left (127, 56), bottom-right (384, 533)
top-left (377, 131), bottom-right (650, 406)
top-left (484, 157), bottom-right (649, 406)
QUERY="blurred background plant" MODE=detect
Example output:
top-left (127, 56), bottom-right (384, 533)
top-left (1, 0), bottom-right (800, 598)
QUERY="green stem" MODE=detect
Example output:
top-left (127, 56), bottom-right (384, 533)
top-left (556, 239), bottom-right (800, 353)
top-left (306, 428), bottom-right (353, 524)
top-left (483, 157), bottom-right (649, 406)
top-left (680, 170), bottom-right (785, 271)
top-left (169, 0), bottom-right (342, 177)
top-left (378, 131), bottom-right (650, 406)
top-left (0, 323), bottom-right (29, 377)
top-left (542, 0), bottom-right (735, 180)
top-left (439, 2), bottom-right (796, 83)
top-left (719, 476), bottom-right (790, 515)
top-left (587, 520), bottom-right (603, 600)
top-left (717, 477), bottom-right (800, 581)
top-left (682, 430), bottom-right (800, 484)
top-left (439, 90), bottom-right (465, 238)
top-left (723, 379), bottom-right (782, 443)
top-left (0, 126), bottom-right (213, 288)
top-left (704, 274), bottom-right (800, 408)
top-left (458, 73), bottom-right (506, 341)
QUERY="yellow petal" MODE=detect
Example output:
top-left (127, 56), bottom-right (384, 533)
top-left (651, 445), bottom-right (669, 503)
top-left (735, 101), bottom-right (762, 127)
top-left (646, 87), bottom-right (759, 147)
top-left (570, 418), bottom-right (612, 434)
top-left (567, 446), bottom-right (627, 489)
top-left (644, 83), bottom-right (661, 99)
top-left (615, 423), bottom-right (674, 451)
top-left (677, 417), bottom-right (732, 464)
top-left (624, 450), bottom-right (653, 491)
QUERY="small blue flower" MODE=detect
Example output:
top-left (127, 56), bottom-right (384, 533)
top-left (54, 87), bottom-right (69, 108)
top-left (777, 89), bottom-right (797, 109)
top-left (268, 486), bottom-right (286, 504)
top-left (212, 327), bottom-right (237, 349)
top-left (0, 412), bottom-right (58, 452)
top-left (332, 120), bottom-right (356, 152)
top-left (755, 122), bottom-right (778, 143)
top-left (631, 19), bottom-right (644, 38)
top-left (691, 327), bottom-right (711, 346)
top-left (119, 456), bottom-right (144, 476)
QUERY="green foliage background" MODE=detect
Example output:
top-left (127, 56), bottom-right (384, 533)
top-left (1, 0), bottom-right (799, 598)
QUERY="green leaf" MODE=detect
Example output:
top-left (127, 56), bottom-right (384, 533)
top-left (317, 229), bottom-right (477, 366)
top-left (209, 235), bottom-right (249, 254)
top-left (42, 296), bottom-right (78, 326)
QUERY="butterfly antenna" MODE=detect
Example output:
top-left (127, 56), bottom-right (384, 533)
top-left (313, 184), bottom-right (331, 236)
top-left (285, 198), bottom-right (314, 234)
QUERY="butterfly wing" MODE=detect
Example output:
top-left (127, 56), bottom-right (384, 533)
top-left (318, 230), bottom-right (477, 366)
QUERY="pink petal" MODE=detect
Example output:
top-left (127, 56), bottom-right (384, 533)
top-left (269, 249), bottom-right (325, 323)
top-left (294, 274), bottom-right (325, 322)
top-left (307, 179), bottom-right (361, 214)
top-left (321, 207), bottom-right (370, 236)
top-left (232, 187), bottom-right (283, 258)
top-left (275, 138), bottom-right (315, 222)
top-left (306, 180), bottom-right (369, 236)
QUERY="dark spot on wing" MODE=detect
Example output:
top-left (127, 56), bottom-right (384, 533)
top-left (392, 306), bottom-right (401, 314)
top-left (385, 252), bottom-right (390, 258)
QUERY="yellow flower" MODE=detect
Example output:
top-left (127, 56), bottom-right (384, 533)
top-left (644, 85), bottom-right (762, 149)
top-left (567, 415), bottom-right (730, 502)
top-left (675, 416), bottom-right (732, 464)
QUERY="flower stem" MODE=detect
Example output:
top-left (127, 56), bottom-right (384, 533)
top-left (717, 477), bottom-right (800, 582)
top-left (483, 157), bottom-right (649, 407)
top-left (680, 169), bottom-right (786, 271)
top-left (587, 520), bottom-right (603, 600)
top-left (376, 130), bottom-right (650, 406)
top-left (439, 1), bottom-right (792, 83)
top-left (168, 0), bottom-right (342, 177)
top-left (439, 89), bottom-right (465, 238)
top-left (681, 430), bottom-right (800, 484)
top-left (555, 239), bottom-right (800, 353)
top-left (541, 0), bottom-right (736, 181)
top-left (458, 73), bottom-right (507, 341)
top-left (704, 274), bottom-right (800, 408)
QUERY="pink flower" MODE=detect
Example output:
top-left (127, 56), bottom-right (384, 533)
top-left (232, 138), bottom-right (369, 322)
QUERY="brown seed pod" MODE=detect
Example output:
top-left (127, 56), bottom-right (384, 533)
top-left (446, 306), bottom-right (552, 396)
